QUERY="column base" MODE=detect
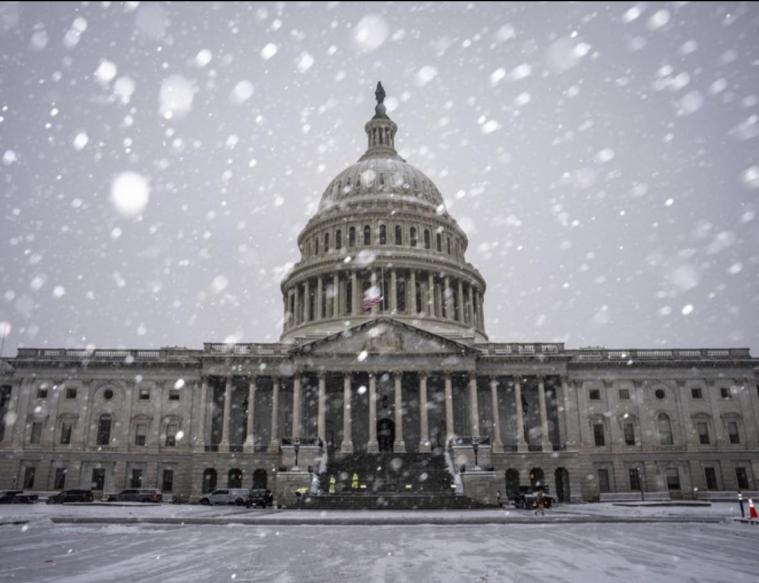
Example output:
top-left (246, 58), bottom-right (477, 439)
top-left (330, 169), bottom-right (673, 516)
top-left (541, 442), bottom-right (552, 452)
top-left (340, 442), bottom-right (354, 454)
top-left (492, 442), bottom-right (504, 454)
top-left (219, 443), bottom-right (230, 453)
top-left (418, 441), bottom-right (432, 453)
top-left (366, 441), bottom-right (379, 453)
top-left (517, 442), bottom-right (528, 453)
top-left (243, 438), bottom-right (255, 453)
top-left (393, 441), bottom-right (406, 453)
top-left (267, 440), bottom-right (280, 454)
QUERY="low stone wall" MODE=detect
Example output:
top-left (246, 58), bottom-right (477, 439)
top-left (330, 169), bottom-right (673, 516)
top-left (461, 471), bottom-right (498, 505)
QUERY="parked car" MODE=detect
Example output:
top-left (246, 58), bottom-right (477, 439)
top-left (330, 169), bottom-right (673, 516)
top-left (0, 490), bottom-right (39, 504)
top-left (512, 486), bottom-right (555, 510)
top-left (107, 488), bottom-right (162, 503)
top-left (47, 489), bottom-right (95, 504)
top-left (246, 489), bottom-right (273, 508)
top-left (199, 488), bottom-right (251, 506)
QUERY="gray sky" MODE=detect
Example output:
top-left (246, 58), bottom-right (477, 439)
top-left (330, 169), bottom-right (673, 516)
top-left (1, 1), bottom-right (758, 355)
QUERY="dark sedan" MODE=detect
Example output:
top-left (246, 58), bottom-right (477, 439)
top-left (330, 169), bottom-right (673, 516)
top-left (0, 490), bottom-right (39, 504)
top-left (46, 489), bottom-right (95, 504)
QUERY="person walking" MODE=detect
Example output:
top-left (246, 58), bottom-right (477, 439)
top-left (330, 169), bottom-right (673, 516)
top-left (534, 489), bottom-right (545, 516)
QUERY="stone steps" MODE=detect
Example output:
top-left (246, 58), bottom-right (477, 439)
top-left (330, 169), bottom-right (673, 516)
top-left (298, 492), bottom-right (489, 510)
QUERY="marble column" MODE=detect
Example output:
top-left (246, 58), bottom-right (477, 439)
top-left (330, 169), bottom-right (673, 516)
top-left (351, 271), bottom-right (358, 317)
top-left (393, 371), bottom-right (406, 452)
top-left (390, 270), bottom-right (398, 313)
top-left (268, 377), bottom-right (280, 452)
top-left (317, 373), bottom-right (326, 443)
top-left (538, 377), bottom-right (551, 451)
top-left (316, 276), bottom-right (323, 320)
top-left (427, 273), bottom-right (435, 317)
top-left (196, 377), bottom-right (208, 451)
top-left (457, 280), bottom-right (464, 322)
top-left (220, 377), bottom-right (233, 452)
top-left (490, 377), bottom-right (504, 453)
top-left (292, 374), bottom-right (302, 440)
top-left (332, 273), bottom-right (339, 317)
top-left (294, 286), bottom-right (300, 325)
top-left (367, 373), bottom-right (379, 453)
top-left (341, 373), bottom-right (353, 453)
top-left (244, 377), bottom-right (256, 452)
top-left (469, 373), bottom-right (480, 437)
top-left (418, 373), bottom-right (430, 452)
top-left (444, 373), bottom-right (454, 440)
top-left (515, 378), bottom-right (527, 452)
top-left (467, 284), bottom-right (475, 326)
top-left (303, 280), bottom-right (311, 322)
top-left (444, 276), bottom-right (452, 319)
top-left (409, 270), bottom-right (417, 314)
top-left (371, 272), bottom-right (379, 315)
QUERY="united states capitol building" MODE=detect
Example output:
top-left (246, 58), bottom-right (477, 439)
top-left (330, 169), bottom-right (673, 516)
top-left (1, 85), bottom-right (758, 505)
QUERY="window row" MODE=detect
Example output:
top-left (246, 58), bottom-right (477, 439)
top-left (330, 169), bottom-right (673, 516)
top-left (591, 414), bottom-right (743, 448)
top-left (25, 415), bottom-right (184, 448)
top-left (588, 385), bottom-right (740, 401)
top-left (597, 464), bottom-right (754, 493)
top-left (33, 385), bottom-right (182, 401)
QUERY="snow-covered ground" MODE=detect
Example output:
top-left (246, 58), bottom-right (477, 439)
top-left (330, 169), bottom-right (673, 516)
top-left (1, 503), bottom-right (758, 582)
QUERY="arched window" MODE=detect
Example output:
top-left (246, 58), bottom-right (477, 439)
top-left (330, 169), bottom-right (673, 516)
top-left (348, 226), bottom-right (356, 247)
top-left (202, 468), bottom-right (217, 493)
top-left (424, 229), bottom-right (431, 249)
top-left (436, 233), bottom-right (442, 252)
top-left (363, 225), bottom-right (371, 245)
top-left (658, 413), bottom-right (673, 445)
top-left (228, 468), bottom-right (243, 488)
top-left (379, 224), bottom-right (386, 245)
top-left (529, 467), bottom-right (545, 488)
top-left (95, 414), bottom-right (112, 446)
top-left (335, 229), bottom-right (342, 250)
top-left (394, 225), bottom-right (402, 245)
top-left (410, 227), bottom-right (418, 247)
top-left (252, 468), bottom-right (268, 489)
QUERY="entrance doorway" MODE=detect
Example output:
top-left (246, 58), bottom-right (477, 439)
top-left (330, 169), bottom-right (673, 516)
top-left (377, 418), bottom-right (395, 452)
top-left (555, 467), bottom-right (570, 502)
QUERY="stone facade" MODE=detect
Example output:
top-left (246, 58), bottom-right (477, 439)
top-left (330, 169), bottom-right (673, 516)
top-left (1, 85), bottom-right (758, 503)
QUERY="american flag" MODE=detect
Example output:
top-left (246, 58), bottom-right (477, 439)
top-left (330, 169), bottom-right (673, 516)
top-left (362, 285), bottom-right (383, 312)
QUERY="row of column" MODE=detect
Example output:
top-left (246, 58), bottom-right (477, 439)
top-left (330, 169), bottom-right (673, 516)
top-left (200, 374), bottom-right (558, 455)
top-left (285, 269), bottom-right (484, 330)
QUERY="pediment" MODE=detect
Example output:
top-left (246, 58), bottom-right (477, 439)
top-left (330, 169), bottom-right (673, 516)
top-left (296, 317), bottom-right (476, 357)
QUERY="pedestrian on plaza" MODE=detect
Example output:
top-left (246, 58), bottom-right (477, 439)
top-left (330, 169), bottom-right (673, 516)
top-left (738, 490), bottom-right (745, 518)
top-left (534, 489), bottom-right (545, 516)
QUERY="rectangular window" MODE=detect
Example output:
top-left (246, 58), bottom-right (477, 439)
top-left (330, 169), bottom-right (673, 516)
top-left (704, 467), bottom-right (718, 490)
top-left (135, 423), bottom-right (147, 446)
top-left (66, 387), bottom-right (77, 399)
top-left (623, 423), bottom-right (635, 446)
top-left (697, 422), bottom-right (710, 445)
top-left (60, 422), bottom-right (72, 445)
top-left (30, 421), bottom-right (42, 444)
top-left (736, 467), bottom-right (750, 490)
top-left (96, 417), bottom-right (111, 446)
top-left (589, 389), bottom-right (600, 401)
top-left (598, 469), bottom-right (611, 493)
top-left (436, 232), bottom-right (442, 252)
top-left (139, 388), bottom-right (150, 400)
top-left (394, 225), bottom-right (402, 246)
top-left (666, 468), bottom-right (681, 490)
top-left (162, 469), bottom-right (174, 493)
top-left (130, 469), bottom-right (143, 488)
top-left (628, 468), bottom-right (641, 491)
top-left (720, 387), bottom-right (731, 399)
top-left (618, 389), bottom-right (630, 400)
top-left (23, 466), bottom-right (35, 489)
top-left (37, 387), bottom-right (48, 399)
top-left (169, 390), bottom-right (180, 401)
top-left (593, 423), bottom-right (605, 447)
top-left (728, 421), bottom-right (740, 444)
top-left (691, 388), bottom-right (703, 399)
top-left (54, 467), bottom-right (67, 490)
top-left (91, 468), bottom-right (106, 491)
top-left (165, 423), bottom-right (178, 447)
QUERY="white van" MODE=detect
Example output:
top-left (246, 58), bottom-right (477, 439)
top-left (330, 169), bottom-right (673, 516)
top-left (199, 488), bottom-right (250, 506)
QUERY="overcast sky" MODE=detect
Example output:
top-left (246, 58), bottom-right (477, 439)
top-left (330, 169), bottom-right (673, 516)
top-left (1, 1), bottom-right (758, 356)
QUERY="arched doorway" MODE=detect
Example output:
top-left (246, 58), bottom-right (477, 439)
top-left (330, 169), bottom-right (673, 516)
top-left (228, 468), bottom-right (243, 488)
top-left (202, 468), bottom-right (217, 493)
top-left (252, 468), bottom-right (268, 489)
top-left (377, 418), bottom-right (395, 452)
top-left (529, 467), bottom-right (545, 488)
top-left (555, 467), bottom-right (570, 503)
top-left (505, 469), bottom-right (520, 498)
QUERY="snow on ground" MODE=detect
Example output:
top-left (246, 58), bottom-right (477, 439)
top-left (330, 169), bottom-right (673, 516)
top-left (1, 503), bottom-right (758, 582)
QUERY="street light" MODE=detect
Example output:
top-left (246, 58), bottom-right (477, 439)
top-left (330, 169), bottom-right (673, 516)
top-left (472, 436), bottom-right (480, 471)
top-left (293, 438), bottom-right (300, 470)
top-left (637, 466), bottom-right (645, 502)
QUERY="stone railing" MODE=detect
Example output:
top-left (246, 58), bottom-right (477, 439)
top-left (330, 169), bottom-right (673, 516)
top-left (14, 348), bottom-right (199, 361)
top-left (571, 348), bottom-right (752, 361)
top-left (480, 343), bottom-right (565, 356)
top-left (203, 343), bottom-right (290, 356)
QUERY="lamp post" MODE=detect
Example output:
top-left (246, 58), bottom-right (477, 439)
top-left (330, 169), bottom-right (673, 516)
top-left (293, 438), bottom-right (301, 470)
top-left (472, 436), bottom-right (480, 471)
top-left (637, 466), bottom-right (645, 502)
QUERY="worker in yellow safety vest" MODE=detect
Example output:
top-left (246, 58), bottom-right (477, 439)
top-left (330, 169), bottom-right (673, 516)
top-left (352, 472), bottom-right (359, 489)
top-left (328, 475), bottom-right (336, 494)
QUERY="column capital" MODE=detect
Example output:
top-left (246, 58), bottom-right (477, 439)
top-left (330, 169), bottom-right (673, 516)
top-left (489, 376), bottom-right (498, 386)
top-left (318, 371), bottom-right (326, 380)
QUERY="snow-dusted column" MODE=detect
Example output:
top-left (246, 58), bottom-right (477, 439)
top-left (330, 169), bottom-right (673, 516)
top-left (514, 378), bottom-right (527, 452)
top-left (351, 271), bottom-right (359, 317)
top-left (341, 373), bottom-right (353, 453)
top-left (390, 270), bottom-right (398, 313)
top-left (468, 284), bottom-right (475, 326)
top-left (538, 377), bottom-right (551, 451)
top-left (445, 372), bottom-right (454, 439)
top-left (367, 373), bottom-right (379, 453)
top-left (427, 273), bottom-right (435, 317)
top-left (317, 373), bottom-right (326, 443)
top-left (418, 373), bottom-right (430, 452)
top-left (409, 270), bottom-right (417, 314)
top-left (393, 371), bottom-right (406, 452)
top-left (303, 281), bottom-right (311, 322)
top-left (291, 374), bottom-right (302, 440)
top-left (244, 377), bottom-right (256, 452)
top-left (332, 273), bottom-right (339, 317)
top-left (268, 377), bottom-right (280, 452)
top-left (219, 377), bottom-right (233, 452)
top-left (195, 377), bottom-right (208, 451)
top-left (315, 276), bottom-right (323, 320)
top-left (490, 377), bottom-right (504, 452)
top-left (469, 373), bottom-right (480, 437)
top-left (444, 276), bottom-right (452, 320)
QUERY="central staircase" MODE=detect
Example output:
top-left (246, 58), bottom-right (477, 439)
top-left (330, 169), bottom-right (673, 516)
top-left (300, 452), bottom-right (489, 510)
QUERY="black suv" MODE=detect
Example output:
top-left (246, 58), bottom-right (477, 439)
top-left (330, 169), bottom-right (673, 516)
top-left (47, 489), bottom-right (95, 504)
top-left (246, 489), bottom-right (273, 508)
top-left (0, 490), bottom-right (39, 504)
